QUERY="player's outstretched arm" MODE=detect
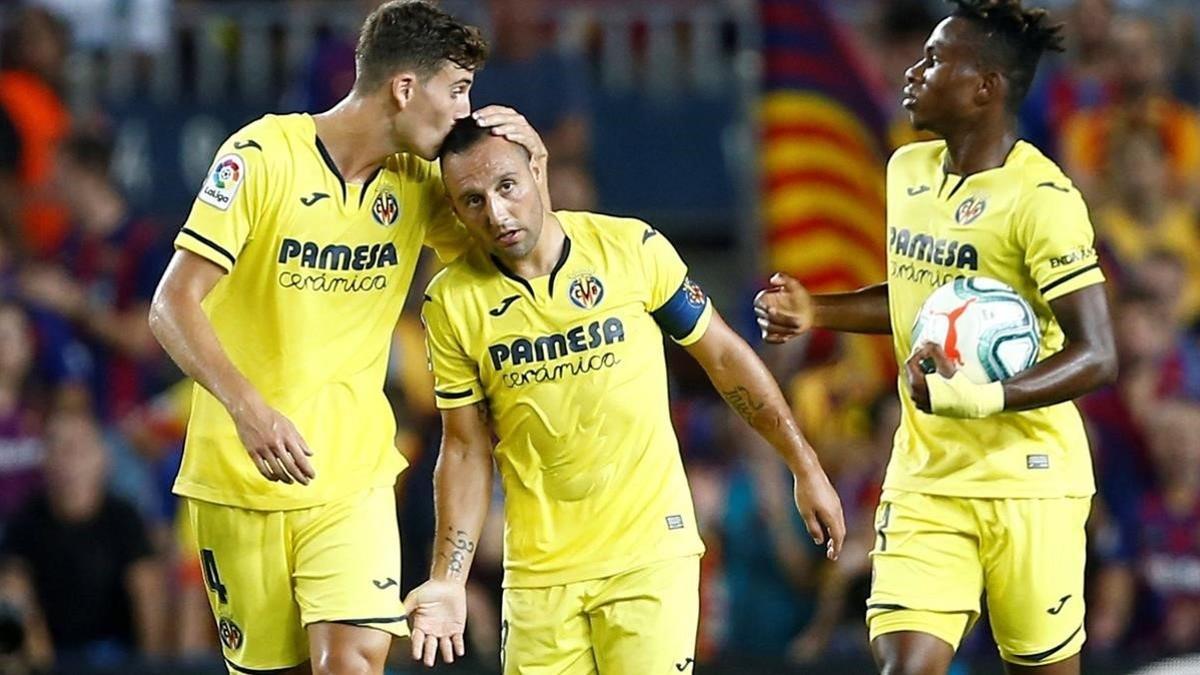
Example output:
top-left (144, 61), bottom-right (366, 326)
top-left (754, 273), bottom-right (891, 343)
top-left (405, 401), bottom-right (494, 668)
top-left (906, 284), bottom-right (1117, 416)
top-left (148, 250), bottom-right (315, 484)
top-left (685, 311), bottom-right (845, 560)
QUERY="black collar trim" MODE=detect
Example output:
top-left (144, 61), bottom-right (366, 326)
top-left (359, 166), bottom-right (384, 207)
top-left (489, 235), bottom-right (573, 299)
top-left (314, 135), bottom-right (347, 203)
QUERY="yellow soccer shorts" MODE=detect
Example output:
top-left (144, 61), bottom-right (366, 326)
top-left (186, 487), bottom-right (407, 673)
top-left (866, 490), bottom-right (1090, 667)
top-left (500, 554), bottom-right (700, 675)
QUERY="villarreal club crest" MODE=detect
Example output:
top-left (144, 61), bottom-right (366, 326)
top-left (372, 189), bottom-right (399, 226)
top-left (568, 273), bottom-right (605, 310)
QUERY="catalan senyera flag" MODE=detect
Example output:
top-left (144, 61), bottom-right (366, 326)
top-left (761, 0), bottom-right (897, 407)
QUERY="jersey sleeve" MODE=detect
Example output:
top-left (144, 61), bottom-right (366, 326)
top-left (418, 160), bottom-right (472, 263)
top-left (1015, 181), bottom-right (1105, 302)
top-left (640, 226), bottom-right (713, 345)
top-left (175, 126), bottom-right (272, 272)
top-left (421, 290), bottom-right (485, 409)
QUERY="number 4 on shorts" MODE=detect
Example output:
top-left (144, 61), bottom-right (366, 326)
top-left (201, 549), bottom-right (229, 604)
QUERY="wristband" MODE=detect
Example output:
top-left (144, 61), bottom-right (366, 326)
top-left (926, 370), bottom-right (1005, 418)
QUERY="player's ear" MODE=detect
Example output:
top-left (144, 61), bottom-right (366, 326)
top-left (976, 71), bottom-right (1004, 107)
top-left (391, 72), bottom-right (419, 110)
top-left (528, 154), bottom-right (542, 185)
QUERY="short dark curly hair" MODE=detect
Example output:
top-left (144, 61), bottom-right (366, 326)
top-left (438, 116), bottom-right (529, 160)
top-left (948, 0), bottom-right (1065, 111)
top-left (354, 0), bottom-right (489, 92)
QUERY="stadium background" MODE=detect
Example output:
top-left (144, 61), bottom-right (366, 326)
top-left (0, 0), bottom-right (1198, 672)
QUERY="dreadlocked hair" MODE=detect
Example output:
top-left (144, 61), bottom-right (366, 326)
top-left (948, 0), bottom-right (1065, 110)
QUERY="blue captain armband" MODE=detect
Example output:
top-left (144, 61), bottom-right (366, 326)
top-left (652, 276), bottom-right (712, 345)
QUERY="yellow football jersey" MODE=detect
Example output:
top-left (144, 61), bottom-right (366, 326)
top-left (173, 113), bottom-right (467, 510)
top-left (422, 211), bottom-right (711, 588)
top-left (885, 140), bottom-right (1104, 498)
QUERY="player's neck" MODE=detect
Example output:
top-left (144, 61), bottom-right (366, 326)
top-left (509, 213), bottom-right (565, 279)
top-left (312, 96), bottom-right (394, 183)
top-left (942, 120), bottom-right (1018, 176)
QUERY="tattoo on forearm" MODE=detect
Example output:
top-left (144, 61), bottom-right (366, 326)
top-left (722, 386), bottom-right (765, 426)
top-left (440, 528), bottom-right (476, 581)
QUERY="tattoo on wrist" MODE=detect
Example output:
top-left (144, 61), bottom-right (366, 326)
top-left (442, 528), bottom-right (476, 580)
top-left (722, 386), bottom-right (765, 426)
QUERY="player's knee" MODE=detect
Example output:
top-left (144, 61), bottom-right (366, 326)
top-left (311, 646), bottom-right (382, 675)
top-left (878, 658), bottom-right (949, 675)
top-left (873, 634), bottom-right (954, 675)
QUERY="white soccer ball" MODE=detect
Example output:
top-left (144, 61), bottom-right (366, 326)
top-left (910, 276), bottom-right (1041, 384)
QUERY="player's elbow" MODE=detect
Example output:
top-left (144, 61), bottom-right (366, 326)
top-left (1093, 347), bottom-right (1119, 388)
top-left (146, 296), bottom-right (166, 345)
top-left (146, 289), bottom-right (174, 347)
top-left (438, 435), bottom-right (491, 468)
top-left (1084, 341), bottom-right (1118, 389)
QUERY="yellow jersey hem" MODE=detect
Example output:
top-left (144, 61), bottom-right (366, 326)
top-left (501, 544), bottom-right (705, 589)
top-left (880, 480), bottom-right (1096, 500)
top-left (173, 473), bottom-right (403, 511)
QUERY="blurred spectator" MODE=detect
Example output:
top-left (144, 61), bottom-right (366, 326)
top-left (19, 132), bottom-right (171, 423)
top-left (30, 0), bottom-right (171, 56)
top-left (1092, 130), bottom-right (1200, 324)
top-left (0, 303), bottom-right (42, 527)
top-left (284, 0), bottom-right (378, 111)
top-left (1082, 284), bottom-right (1179, 545)
top-left (117, 379), bottom-right (218, 662)
top-left (788, 392), bottom-right (896, 663)
top-left (0, 7), bottom-right (71, 258)
top-left (1090, 404), bottom-right (1200, 656)
top-left (718, 422), bottom-right (819, 658)
top-left (0, 411), bottom-right (165, 671)
top-left (865, 0), bottom-right (940, 150)
top-left (1162, 6), bottom-right (1200, 106)
top-left (469, 0), bottom-right (596, 209)
top-left (1060, 15), bottom-right (1200, 207)
top-left (1020, 0), bottom-right (1116, 157)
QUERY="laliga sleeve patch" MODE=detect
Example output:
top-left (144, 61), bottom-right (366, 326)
top-left (198, 153), bottom-right (246, 211)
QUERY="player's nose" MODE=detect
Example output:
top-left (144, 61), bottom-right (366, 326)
top-left (906, 61), bottom-right (923, 83)
top-left (485, 198), bottom-right (507, 229)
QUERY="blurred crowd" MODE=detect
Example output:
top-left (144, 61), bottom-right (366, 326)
top-left (0, 0), bottom-right (1196, 673)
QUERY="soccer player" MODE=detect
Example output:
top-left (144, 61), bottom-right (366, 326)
top-left (755, 2), bottom-right (1117, 674)
top-left (404, 117), bottom-right (845, 673)
top-left (147, 2), bottom-right (548, 673)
